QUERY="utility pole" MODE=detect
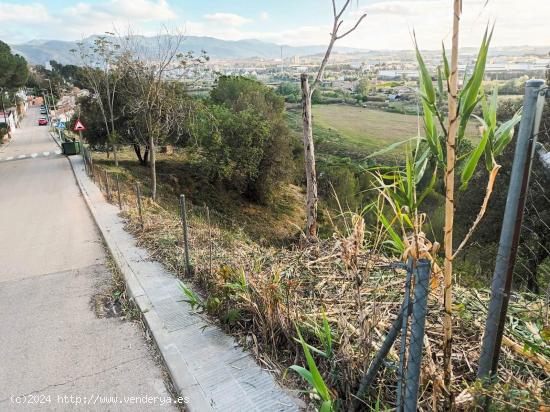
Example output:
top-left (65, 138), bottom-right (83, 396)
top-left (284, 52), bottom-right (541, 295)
top-left (43, 91), bottom-right (51, 122)
top-left (46, 78), bottom-right (62, 142)
top-left (280, 46), bottom-right (284, 76)
top-left (46, 79), bottom-right (57, 113)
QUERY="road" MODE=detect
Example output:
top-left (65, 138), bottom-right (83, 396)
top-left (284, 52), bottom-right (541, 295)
top-left (0, 107), bottom-right (176, 411)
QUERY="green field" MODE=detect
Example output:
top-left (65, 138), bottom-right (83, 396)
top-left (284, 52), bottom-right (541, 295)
top-left (313, 104), bottom-right (423, 152)
top-left (289, 104), bottom-right (480, 159)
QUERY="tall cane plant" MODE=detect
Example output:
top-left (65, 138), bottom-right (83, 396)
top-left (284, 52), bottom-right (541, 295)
top-left (372, 24), bottom-right (521, 407)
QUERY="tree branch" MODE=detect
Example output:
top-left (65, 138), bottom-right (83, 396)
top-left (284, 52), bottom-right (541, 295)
top-left (336, 13), bottom-right (367, 39)
top-left (310, 1), bottom-right (366, 93)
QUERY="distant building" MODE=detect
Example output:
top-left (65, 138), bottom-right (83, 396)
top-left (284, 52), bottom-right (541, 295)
top-left (378, 70), bottom-right (399, 80)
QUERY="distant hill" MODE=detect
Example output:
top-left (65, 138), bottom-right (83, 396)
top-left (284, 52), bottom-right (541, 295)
top-left (11, 35), bottom-right (548, 67)
top-left (11, 35), bottom-right (366, 66)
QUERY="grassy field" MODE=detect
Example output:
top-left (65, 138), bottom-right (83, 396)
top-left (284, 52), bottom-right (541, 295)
top-left (286, 104), bottom-right (480, 159)
top-left (313, 104), bottom-right (423, 153)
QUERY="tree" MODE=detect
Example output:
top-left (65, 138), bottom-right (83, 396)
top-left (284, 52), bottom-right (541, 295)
top-left (0, 41), bottom-right (28, 135)
top-left (0, 41), bottom-right (29, 88)
top-left (412, 18), bottom-right (516, 408)
top-left (205, 75), bottom-right (296, 203)
top-left (301, 0), bottom-right (366, 241)
top-left (355, 77), bottom-right (370, 98)
top-left (276, 82), bottom-right (300, 103)
top-left (368, 16), bottom-right (519, 409)
top-left (74, 34), bottom-right (128, 166)
top-left (123, 31), bottom-right (207, 200)
top-left (70, 95), bottom-right (110, 149)
top-left (49, 60), bottom-right (86, 88)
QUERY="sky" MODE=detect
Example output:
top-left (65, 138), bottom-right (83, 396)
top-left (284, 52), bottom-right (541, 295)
top-left (0, 0), bottom-right (548, 50)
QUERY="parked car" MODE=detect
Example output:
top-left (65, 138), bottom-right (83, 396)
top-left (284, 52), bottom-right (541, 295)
top-left (40, 109), bottom-right (47, 115)
top-left (38, 118), bottom-right (48, 126)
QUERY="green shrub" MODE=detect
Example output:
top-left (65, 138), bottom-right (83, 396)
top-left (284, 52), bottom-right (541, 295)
top-left (192, 76), bottom-right (300, 203)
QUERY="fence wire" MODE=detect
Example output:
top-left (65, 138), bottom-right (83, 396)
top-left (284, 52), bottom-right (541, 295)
top-left (80, 140), bottom-right (549, 411)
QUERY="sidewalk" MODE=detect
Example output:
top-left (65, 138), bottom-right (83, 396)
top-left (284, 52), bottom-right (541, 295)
top-left (67, 154), bottom-right (300, 412)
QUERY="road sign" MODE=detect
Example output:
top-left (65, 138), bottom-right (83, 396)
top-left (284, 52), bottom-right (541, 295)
top-left (56, 121), bottom-right (66, 130)
top-left (74, 119), bottom-right (86, 131)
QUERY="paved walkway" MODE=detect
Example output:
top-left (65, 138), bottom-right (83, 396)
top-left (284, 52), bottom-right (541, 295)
top-left (69, 124), bottom-right (300, 411)
top-left (0, 108), bottom-right (177, 411)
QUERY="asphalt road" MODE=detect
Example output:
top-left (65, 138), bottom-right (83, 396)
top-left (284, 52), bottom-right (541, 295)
top-left (0, 107), bottom-right (177, 411)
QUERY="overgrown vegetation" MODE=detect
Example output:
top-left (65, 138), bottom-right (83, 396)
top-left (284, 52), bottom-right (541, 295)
top-left (87, 162), bottom-right (550, 411)
top-left (0, 40), bottom-right (28, 137)
top-left (56, 6), bottom-right (548, 410)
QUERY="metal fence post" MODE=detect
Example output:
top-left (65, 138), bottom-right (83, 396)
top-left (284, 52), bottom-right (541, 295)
top-left (179, 194), bottom-right (191, 276)
top-left (352, 301), bottom-right (406, 410)
top-left (115, 174), bottom-right (122, 210)
top-left (205, 205), bottom-right (213, 278)
top-left (403, 259), bottom-right (431, 412)
top-left (478, 79), bottom-right (546, 380)
top-left (81, 146), bottom-right (88, 175)
top-left (104, 170), bottom-right (110, 201)
top-left (396, 258), bottom-right (413, 408)
top-left (96, 165), bottom-right (101, 190)
top-left (135, 182), bottom-right (143, 229)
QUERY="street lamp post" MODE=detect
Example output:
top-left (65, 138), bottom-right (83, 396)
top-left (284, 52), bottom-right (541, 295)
top-left (46, 79), bottom-right (63, 142)
top-left (42, 90), bottom-right (50, 121)
top-left (46, 79), bottom-right (57, 112)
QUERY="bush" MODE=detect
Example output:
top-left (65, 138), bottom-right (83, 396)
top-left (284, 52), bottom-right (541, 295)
top-left (195, 76), bottom-right (299, 203)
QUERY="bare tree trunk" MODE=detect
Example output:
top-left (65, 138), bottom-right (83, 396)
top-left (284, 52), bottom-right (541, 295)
top-left (149, 135), bottom-right (157, 201)
top-left (110, 118), bottom-right (118, 167)
top-left (297, 0), bottom-right (366, 241)
top-left (301, 74), bottom-right (318, 241)
top-left (443, 0), bottom-right (461, 409)
top-left (111, 135), bottom-right (118, 167)
top-left (133, 143), bottom-right (143, 164)
top-left (144, 147), bottom-right (149, 167)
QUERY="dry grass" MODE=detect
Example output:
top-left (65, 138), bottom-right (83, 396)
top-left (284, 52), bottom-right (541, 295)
top-left (93, 147), bottom-right (306, 246)
top-left (88, 156), bottom-right (549, 411)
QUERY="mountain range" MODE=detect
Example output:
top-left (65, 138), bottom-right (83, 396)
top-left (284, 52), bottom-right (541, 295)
top-left (10, 35), bottom-right (549, 67)
top-left (11, 35), bottom-right (366, 66)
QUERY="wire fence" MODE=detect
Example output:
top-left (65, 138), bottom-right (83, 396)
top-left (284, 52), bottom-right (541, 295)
top-left (81, 144), bottom-right (231, 285)
top-left (79, 80), bottom-right (550, 411)
top-left (83, 142), bottom-right (444, 410)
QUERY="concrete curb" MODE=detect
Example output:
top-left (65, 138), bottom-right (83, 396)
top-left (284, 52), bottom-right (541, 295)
top-left (66, 154), bottom-right (301, 412)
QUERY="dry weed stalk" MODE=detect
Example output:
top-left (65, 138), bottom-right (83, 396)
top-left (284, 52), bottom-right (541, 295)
top-left (92, 161), bottom-right (549, 410)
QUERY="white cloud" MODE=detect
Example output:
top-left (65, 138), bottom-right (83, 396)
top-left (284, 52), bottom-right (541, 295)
top-left (0, 2), bottom-right (51, 23)
top-left (203, 13), bottom-right (252, 27)
top-left (344, 0), bottom-right (550, 49)
top-left (183, 0), bottom-right (549, 50)
top-left (27, 0), bottom-right (178, 42)
top-left (1, 0), bottom-right (548, 50)
top-left (107, 0), bottom-right (177, 21)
